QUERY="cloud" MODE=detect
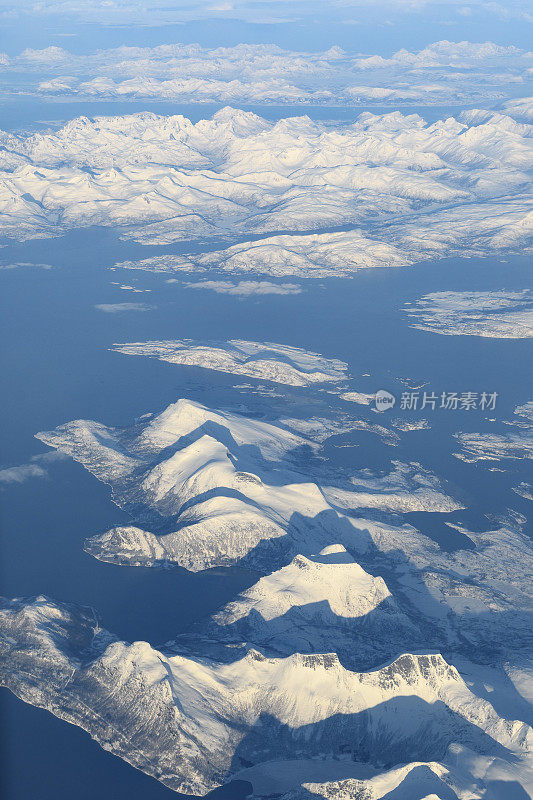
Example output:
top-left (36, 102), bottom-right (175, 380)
top-left (2, 0), bottom-right (533, 26)
top-left (183, 280), bottom-right (303, 296)
top-left (0, 463), bottom-right (47, 484)
top-left (205, 1), bottom-right (234, 9)
top-left (20, 46), bottom-right (70, 62)
top-left (94, 302), bottom-right (155, 312)
top-left (0, 450), bottom-right (68, 485)
top-left (0, 261), bottom-right (53, 270)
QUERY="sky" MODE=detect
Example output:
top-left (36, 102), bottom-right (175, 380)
top-left (0, 0), bottom-right (532, 55)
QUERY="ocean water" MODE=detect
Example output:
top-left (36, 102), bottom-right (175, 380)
top-left (0, 99), bottom-right (532, 798)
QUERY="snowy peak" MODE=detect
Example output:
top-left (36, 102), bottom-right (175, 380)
top-left (27, 393), bottom-right (533, 798)
top-left (215, 546), bottom-right (392, 624)
top-left (135, 397), bottom-right (308, 460)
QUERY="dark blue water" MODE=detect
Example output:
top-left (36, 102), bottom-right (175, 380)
top-left (0, 225), bottom-right (531, 796)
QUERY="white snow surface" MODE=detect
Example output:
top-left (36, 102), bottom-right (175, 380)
top-left (34, 398), bottom-right (465, 574)
top-left (1, 595), bottom-right (531, 796)
top-left (33, 397), bottom-right (533, 662)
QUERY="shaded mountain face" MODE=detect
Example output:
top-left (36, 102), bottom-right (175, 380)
top-left (35, 397), bottom-right (460, 573)
top-left (34, 396), bottom-right (530, 656)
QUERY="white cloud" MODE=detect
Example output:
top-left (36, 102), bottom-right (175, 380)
top-left (0, 261), bottom-right (52, 269)
top-left (0, 450), bottom-right (68, 485)
top-left (94, 302), bottom-right (154, 312)
top-left (20, 46), bottom-right (70, 62)
top-left (183, 280), bottom-right (303, 295)
top-left (0, 463), bottom-right (46, 484)
top-left (2, 0), bottom-right (533, 25)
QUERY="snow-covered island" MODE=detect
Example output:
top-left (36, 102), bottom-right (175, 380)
top-left (406, 290), bottom-right (533, 339)
top-left (111, 339), bottom-right (349, 387)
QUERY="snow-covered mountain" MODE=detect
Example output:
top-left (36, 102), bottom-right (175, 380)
top-left (35, 397), bottom-right (460, 575)
top-left (2, 354), bottom-right (532, 798)
top-left (187, 544), bottom-right (420, 670)
top-left (1, 595), bottom-right (530, 796)
top-left (1, 11), bottom-right (532, 799)
top-left (32, 394), bottom-right (532, 660)
top-left (5, 40), bottom-right (532, 108)
top-left (1, 107), bottom-right (532, 273)
top-left (2, 386), bottom-right (532, 797)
